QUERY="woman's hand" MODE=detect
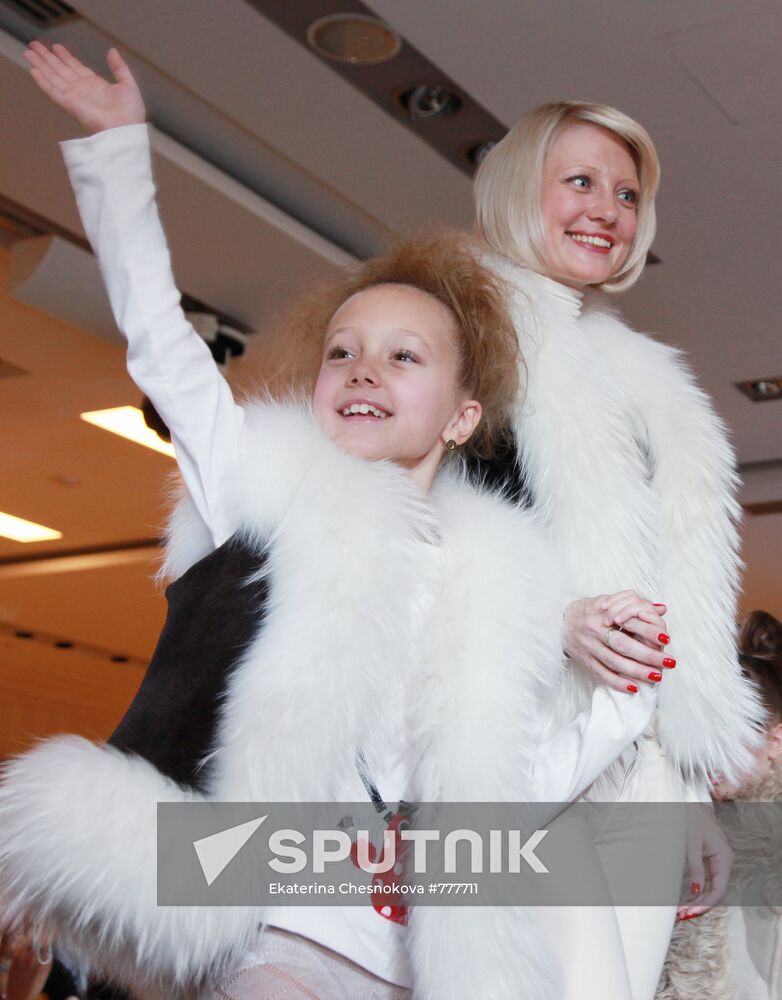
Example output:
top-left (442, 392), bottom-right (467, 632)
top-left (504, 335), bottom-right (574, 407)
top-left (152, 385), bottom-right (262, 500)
top-left (563, 590), bottom-right (674, 693)
top-left (24, 42), bottom-right (145, 135)
top-left (676, 803), bottom-right (733, 921)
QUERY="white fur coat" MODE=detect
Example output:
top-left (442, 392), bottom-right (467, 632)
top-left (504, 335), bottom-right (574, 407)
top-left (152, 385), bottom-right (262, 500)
top-left (0, 400), bottom-right (566, 999)
top-left (493, 261), bottom-right (764, 786)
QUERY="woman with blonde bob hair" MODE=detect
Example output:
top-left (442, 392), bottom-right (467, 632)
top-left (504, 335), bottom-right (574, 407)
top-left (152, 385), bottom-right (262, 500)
top-left (476, 101), bottom-right (660, 293)
top-left (473, 101), bottom-right (763, 999)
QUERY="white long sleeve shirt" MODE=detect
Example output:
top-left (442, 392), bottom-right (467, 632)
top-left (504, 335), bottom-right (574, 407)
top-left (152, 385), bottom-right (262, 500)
top-left (60, 123), bottom-right (658, 986)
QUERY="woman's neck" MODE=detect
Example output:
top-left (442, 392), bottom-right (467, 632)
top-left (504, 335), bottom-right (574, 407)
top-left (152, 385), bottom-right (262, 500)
top-left (531, 270), bottom-right (585, 314)
top-left (496, 252), bottom-right (585, 317)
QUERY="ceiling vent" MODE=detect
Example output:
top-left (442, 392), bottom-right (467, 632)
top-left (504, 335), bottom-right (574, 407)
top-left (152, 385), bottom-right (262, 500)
top-left (0, 0), bottom-right (75, 27)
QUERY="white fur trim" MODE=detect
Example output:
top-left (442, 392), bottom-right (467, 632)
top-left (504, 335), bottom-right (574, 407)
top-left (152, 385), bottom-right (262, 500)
top-left (159, 480), bottom-right (213, 582)
top-left (0, 402), bottom-right (585, 1000)
top-left (582, 307), bottom-right (765, 783)
top-left (159, 396), bottom-right (321, 581)
top-left (495, 261), bottom-right (764, 784)
top-left (413, 475), bottom-right (565, 800)
top-left (206, 403), bottom-right (438, 802)
top-left (0, 738), bottom-right (260, 993)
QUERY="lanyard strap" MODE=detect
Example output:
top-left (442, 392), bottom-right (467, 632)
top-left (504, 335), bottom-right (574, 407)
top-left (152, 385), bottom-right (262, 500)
top-left (356, 749), bottom-right (395, 821)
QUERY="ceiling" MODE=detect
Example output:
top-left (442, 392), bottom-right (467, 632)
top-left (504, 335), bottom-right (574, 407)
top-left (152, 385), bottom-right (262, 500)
top-left (0, 0), bottom-right (780, 752)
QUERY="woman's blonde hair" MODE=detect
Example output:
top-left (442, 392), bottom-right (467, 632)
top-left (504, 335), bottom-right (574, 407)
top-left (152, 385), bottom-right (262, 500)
top-left (261, 230), bottom-right (521, 461)
top-left (474, 101), bottom-right (660, 293)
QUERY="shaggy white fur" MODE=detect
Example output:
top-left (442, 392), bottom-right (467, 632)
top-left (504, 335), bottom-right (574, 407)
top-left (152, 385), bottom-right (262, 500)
top-left (494, 260), bottom-right (764, 786)
top-left (0, 737), bottom-right (259, 994)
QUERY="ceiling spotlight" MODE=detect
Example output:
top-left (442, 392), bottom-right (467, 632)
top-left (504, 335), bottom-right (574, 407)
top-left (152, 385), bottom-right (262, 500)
top-left (464, 140), bottom-right (498, 168)
top-left (399, 83), bottom-right (462, 120)
top-left (307, 13), bottom-right (401, 65)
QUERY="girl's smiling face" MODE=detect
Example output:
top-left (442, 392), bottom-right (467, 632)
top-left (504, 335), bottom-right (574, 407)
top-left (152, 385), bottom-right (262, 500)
top-left (312, 283), bottom-right (481, 491)
top-left (540, 121), bottom-right (640, 289)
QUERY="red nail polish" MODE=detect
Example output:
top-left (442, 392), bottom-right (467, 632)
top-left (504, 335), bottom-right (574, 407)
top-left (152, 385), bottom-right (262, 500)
top-left (663, 657), bottom-right (676, 668)
top-left (658, 633), bottom-right (670, 644)
top-left (691, 881), bottom-right (702, 895)
top-left (627, 684), bottom-right (638, 693)
top-left (649, 672), bottom-right (663, 682)
top-left (678, 911), bottom-right (702, 922)
top-left (653, 603), bottom-right (665, 608)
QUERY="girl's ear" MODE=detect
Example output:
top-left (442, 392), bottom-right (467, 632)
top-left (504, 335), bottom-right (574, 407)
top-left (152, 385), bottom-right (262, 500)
top-left (446, 399), bottom-right (482, 447)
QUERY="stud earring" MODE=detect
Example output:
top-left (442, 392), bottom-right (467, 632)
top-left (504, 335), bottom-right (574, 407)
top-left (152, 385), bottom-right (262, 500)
top-left (445, 439), bottom-right (456, 451)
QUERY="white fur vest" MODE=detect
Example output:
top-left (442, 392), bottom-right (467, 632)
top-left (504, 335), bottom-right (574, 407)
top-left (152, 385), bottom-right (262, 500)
top-left (0, 400), bottom-right (567, 1000)
top-left (491, 260), bottom-right (764, 786)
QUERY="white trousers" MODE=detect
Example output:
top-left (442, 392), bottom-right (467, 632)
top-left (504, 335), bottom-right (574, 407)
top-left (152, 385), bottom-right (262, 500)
top-left (538, 738), bottom-right (689, 1000)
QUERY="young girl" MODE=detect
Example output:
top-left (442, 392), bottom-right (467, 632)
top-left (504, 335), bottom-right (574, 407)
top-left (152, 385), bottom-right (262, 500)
top-left (0, 45), bottom-right (665, 1000)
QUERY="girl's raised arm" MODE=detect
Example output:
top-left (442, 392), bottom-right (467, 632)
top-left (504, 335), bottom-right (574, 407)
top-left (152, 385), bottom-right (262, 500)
top-left (25, 43), bottom-right (244, 545)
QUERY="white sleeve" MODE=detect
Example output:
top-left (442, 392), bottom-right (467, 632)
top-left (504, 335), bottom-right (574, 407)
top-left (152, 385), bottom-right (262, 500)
top-left (528, 682), bottom-right (658, 806)
top-left (60, 123), bottom-right (244, 546)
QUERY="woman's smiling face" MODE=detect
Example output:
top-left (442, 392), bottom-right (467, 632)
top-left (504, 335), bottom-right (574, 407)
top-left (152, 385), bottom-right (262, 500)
top-left (312, 283), bottom-right (480, 488)
top-left (539, 121), bottom-right (640, 289)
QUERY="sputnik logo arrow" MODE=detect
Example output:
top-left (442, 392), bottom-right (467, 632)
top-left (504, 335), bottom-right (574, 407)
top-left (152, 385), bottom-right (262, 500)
top-left (193, 815), bottom-right (268, 886)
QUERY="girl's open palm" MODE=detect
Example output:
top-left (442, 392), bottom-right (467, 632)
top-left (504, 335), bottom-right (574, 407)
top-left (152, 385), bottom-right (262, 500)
top-left (24, 42), bottom-right (145, 134)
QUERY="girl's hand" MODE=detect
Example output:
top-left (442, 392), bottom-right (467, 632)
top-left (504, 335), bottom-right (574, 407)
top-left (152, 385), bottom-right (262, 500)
top-left (677, 803), bottom-right (733, 920)
top-left (24, 42), bottom-right (145, 135)
top-left (563, 591), bottom-right (673, 693)
top-left (0, 921), bottom-right (52, 1000)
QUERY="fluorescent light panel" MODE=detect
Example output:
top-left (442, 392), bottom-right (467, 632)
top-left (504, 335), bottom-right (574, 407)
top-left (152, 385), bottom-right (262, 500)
top-left (80, 406), bottom-right (175, 457)
top-left (0, 547), bottom-right (159, 578)
top-left (0, 512), bottom-right (62, 543)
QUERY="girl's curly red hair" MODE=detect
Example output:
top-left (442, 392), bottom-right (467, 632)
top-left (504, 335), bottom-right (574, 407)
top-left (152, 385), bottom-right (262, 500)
top-left (261, 230), bottom-right (523, 461)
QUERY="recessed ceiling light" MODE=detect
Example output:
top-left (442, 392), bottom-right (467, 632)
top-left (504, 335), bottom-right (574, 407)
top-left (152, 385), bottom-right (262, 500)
top-left (399, 83), bottom-right (462, 120)
top-left (464, 140), bottom-right (498, 168)
top-left (735, 376), bottom-right (782, 402)
top-left (307, 13), bottom-right (401, 65)
top-left (80, 406), bottom-right (176, 457)
top-left (0, 512), bottom-right (62, 543)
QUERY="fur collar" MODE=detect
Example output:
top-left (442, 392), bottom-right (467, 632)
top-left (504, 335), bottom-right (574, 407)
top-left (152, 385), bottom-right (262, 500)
top-left (160, 399), bottom-right (566, 804)
top-left (493, 260), bottom-right (764, 785)
top-left (0, 399), bottom-right (564, 998)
